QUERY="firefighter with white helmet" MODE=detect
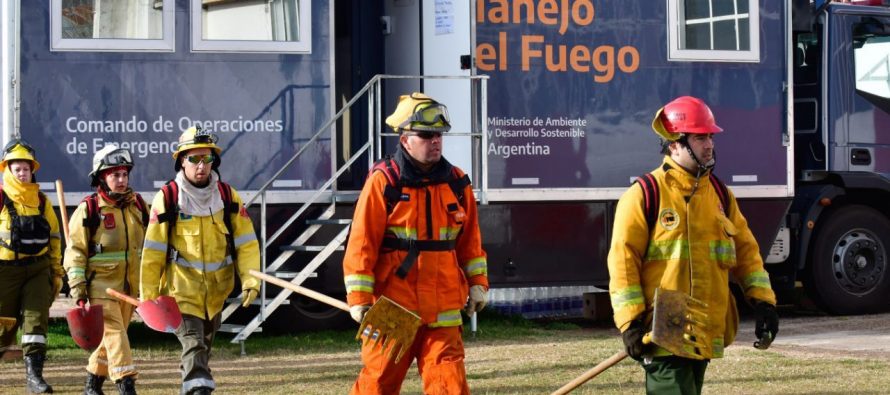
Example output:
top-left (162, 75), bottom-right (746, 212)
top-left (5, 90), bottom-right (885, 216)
top-left (140, 126), bottom-right (259, 395)
top-left (607, 96), bottom-right (779, 394)
top-left (343, 93), bottom-right (488, 394)
top-left (65, 145), bottom-right (147, 394)
top-left (0, 139), bottom-right (62, 393)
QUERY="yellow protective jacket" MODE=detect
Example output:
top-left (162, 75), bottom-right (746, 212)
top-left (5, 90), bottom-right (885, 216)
top-left (140, 182), bottom-right (260, 319)
top-left (64, 193), bottom-right (146, 299)
top-left (343, 158), bottom-right (488, 328)
top-left (607, 157), bottom-right (776, 359)
top-left (0, 191), bottom-right (62, 270)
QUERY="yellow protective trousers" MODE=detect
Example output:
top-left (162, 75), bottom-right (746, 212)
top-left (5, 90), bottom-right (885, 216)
top-left (87, 298), bottom-right (137, 381)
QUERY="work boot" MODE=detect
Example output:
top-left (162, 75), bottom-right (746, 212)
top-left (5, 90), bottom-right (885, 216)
top-left (187, 387), bottom-right (212, 395)
top-left (24, 354), bottom-right (53, 393)
top-left (115, 376), bottom-right (136, 395)
top-left (84, 372), bottom-right (106, 395)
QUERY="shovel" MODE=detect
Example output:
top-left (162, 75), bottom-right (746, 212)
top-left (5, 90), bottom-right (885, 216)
top-left (0, 316), bottom-right (16, 330)
top-left (67, 301), bottom-right (104, 350)
top-left (106, 288), bottom-right (183, 333)
top-left (250, 269), bottom-right (422, 363)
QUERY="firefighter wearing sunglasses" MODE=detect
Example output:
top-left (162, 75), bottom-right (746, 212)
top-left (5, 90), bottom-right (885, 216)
top-left (64, 145), bottom-right (147, 394)
top-left (343, 93), bottom-right (488, 394)
top-left (0, 140), bottom-right (63, 393)
top-left (140, 126), bottom-right (259, 395)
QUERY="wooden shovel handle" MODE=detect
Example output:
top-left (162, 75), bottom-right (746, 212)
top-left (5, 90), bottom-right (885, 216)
top-left (249, 270), bottom-right (349, 312)
top-left (55, 180), bottom-right (70, 241)
top-left (106, 288), bottom-right (140, 307)
top-left (550, 350), bottom-right (628, 395)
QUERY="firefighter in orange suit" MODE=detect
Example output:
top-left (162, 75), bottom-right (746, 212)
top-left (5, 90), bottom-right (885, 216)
top-left (64, 145), bottom-right (145, 395)
top-left (343, 93), bottom-right (489, 395)
top-left (607, 96), bottom-right (779, 394)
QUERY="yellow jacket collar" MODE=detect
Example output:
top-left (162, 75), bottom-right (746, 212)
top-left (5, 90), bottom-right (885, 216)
top-left (661, 156), bottom-right (712, 191)
top-left (2, 170), bottom-right (40, 207)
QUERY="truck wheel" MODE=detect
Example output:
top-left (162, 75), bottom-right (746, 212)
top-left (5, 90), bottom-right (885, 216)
top-left (266, 294), bottom-right (352, 334)
top-left (805, 205), bottom-right (890, 314)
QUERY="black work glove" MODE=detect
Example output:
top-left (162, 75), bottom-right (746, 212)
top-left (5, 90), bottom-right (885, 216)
top-left (621, 318), bottom-right (646, 361)
top-left (754, 302), bottom-right (779, 341)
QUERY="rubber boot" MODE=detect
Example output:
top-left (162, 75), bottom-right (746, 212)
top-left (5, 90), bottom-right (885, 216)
top-left (24, 354), bottom-right (53, 393)
top-left (84, 372), bottom-right (106, 395)
top-left (115, 376), bottom-right (136, 395)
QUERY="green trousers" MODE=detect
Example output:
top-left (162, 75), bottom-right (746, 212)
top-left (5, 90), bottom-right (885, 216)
top-left (175, 313), bottom-right (221, 395)
top-left (642, 356), bottom-right (709, 395)
top-left (0, 256), bottom-right (53, 356)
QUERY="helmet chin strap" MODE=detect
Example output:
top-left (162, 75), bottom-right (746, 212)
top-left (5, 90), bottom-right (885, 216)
top-left (678, 136), bottom-right (717, 201)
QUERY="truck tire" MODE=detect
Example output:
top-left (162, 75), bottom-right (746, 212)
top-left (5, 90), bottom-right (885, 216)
top-left (265, 294), bottom-right (353, 334)
top-left (805, 205), bottom-right (890, 314)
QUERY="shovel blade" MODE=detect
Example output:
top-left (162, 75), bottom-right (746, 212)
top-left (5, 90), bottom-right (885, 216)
top-left (137, 296), bottom-right (182, 333)
top-left (355, 296), bottom-right (422, 363)
top-left (0, 316), bottom-right (16, 330)
top-left (650, 288), bottom-right (710, 360)
top-left (66, 304), bottom-right (104, 350)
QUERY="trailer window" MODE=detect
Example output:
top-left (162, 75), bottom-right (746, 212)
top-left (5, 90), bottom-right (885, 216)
top-left (50, 0), bottom-right (175, 52)
top-left (190, 0), bottom-right (311, 53)
top-left (854, 32), bottom-right (890, 99)
top-left (667, 0), bottom-right (760, 62)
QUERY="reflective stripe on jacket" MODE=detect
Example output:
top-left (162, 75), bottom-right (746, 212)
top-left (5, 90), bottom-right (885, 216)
top-left (64, 195), bottom-right (145, 299)
top-left (0, 193), bottom-right (61, 268)
top-left (344, 167), bottom-right (488, 327)
top-left (607, 157), bottom-right (776, 359)
top-left (140, 183), bottom-right (260, 319)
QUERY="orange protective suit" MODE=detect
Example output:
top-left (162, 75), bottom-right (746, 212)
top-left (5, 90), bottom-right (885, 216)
top-left (343, 152), bottom-right (488, 394)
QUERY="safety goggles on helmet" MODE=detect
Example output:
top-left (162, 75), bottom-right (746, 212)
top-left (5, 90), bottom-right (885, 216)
top-left (185, 153), bottom-right (216, 165)
top-left (178, 126), bottom-right (218, 148)
top-left (4, 139), bottom-right (34, 155)
top-left (398, 101), bottom-right (451, 132)
top-left (100, 148), bottom-right (133, 167)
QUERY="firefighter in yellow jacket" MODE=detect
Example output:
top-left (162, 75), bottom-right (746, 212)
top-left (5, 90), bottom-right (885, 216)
top-left (344, 93), bottom-right (489, 395)
top-left (140, 127), bottom-right (259, 395)
top-left (0, 140), bottom-right (62, 393)
top-left (64, 145), bottom-right (146, 395)
top-left (607, 96), bottom-right (779, 394)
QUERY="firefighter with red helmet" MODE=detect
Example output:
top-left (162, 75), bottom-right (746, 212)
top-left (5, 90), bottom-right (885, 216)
top-left (607, 96), bottom-right (779, 394)
top-left (64, 145), bottom-right (146, 394)
top-left (343, 93), bottom-right (488, 394)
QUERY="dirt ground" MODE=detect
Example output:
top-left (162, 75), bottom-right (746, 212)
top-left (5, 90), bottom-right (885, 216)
top-left (2, 310), bottom-right (889, 394)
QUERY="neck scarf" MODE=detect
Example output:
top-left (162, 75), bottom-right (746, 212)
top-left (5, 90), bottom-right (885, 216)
top-left (2, 170), bottom-right (40, 207)
top-left (99, 186), bottom-right (136, 208)
top-left (175, 170), bottom-right (223, 216)
top-left (394, 145), bottom-right (454, 186)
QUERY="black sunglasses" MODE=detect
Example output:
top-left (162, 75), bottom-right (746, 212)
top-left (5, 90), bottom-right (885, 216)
top-left (408, 131), bottom-right (443, 140)
top-left (4, 139), bottom-right (34, 155)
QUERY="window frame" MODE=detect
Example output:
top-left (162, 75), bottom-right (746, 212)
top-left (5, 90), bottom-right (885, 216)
top-left (190, 0), bottom-right (312, 53)
top-left (50, 0), bottom-right (176, 52)
top-left (667, 0), bottom-right (760, 62)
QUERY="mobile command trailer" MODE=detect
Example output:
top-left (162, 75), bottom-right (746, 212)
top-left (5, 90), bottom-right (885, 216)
top-left (3, 0), bottom-right (890, 339)
top-left (472, 0), bottom-right (890, 316)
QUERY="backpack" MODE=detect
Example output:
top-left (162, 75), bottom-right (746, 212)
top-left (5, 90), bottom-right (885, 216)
top-left (634, 171), bottom-right (731, 230)
top-left (153, 180), bottom-right (240, 262)
top-left (0, 187), bottom-right (50, 258)
top-left (81, 192), bottom-right (149, 257)
top-left (370, 156), bottom-right (471, 214)
top-left (369, 157), bottom-right (472, 278)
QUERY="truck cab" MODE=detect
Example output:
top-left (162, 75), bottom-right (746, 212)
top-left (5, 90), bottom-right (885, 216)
top-left (790, 0), bottom-right (890, 314)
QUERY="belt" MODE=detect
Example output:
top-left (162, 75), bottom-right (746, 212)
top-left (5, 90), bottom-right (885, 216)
top-left (381, 237), bottom-right (457, 279)
top-left (0, 255), bottom-right (41, 266)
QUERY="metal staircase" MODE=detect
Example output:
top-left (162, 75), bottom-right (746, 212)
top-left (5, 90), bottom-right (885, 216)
top-left (219, 74), bottom-right (490, 352)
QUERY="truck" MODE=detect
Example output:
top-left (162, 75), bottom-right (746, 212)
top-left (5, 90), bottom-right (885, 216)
top-left (1, 0), bottom-right (888, 339)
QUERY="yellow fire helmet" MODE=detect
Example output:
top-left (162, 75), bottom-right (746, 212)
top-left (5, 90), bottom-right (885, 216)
top-left (384, 92), bottom-right (451, 133)
top-left (0, 140), bottom-right (40, 173)
top-left (172, 126), bottom-right (222, 171)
